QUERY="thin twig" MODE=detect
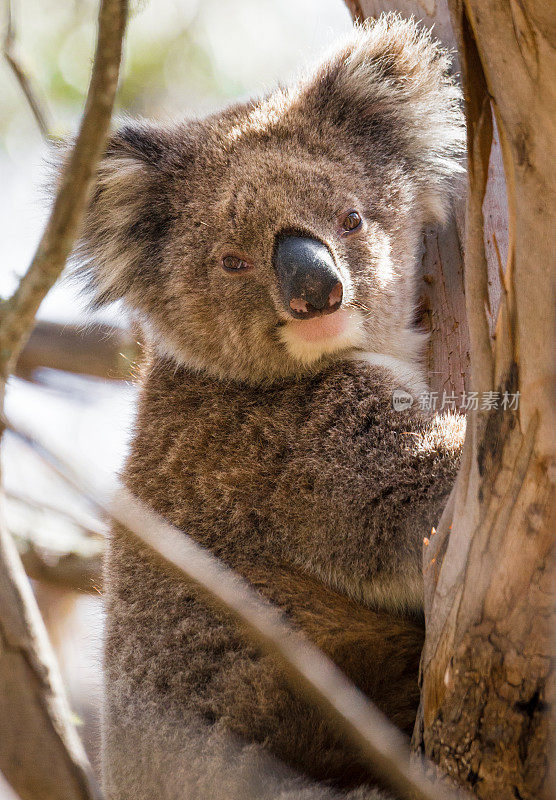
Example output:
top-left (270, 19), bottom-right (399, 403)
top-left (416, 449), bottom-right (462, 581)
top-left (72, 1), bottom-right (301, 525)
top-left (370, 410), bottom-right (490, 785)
top-left (5, 413), bottom-right (471, 800)
top-left (6, 487), bottom-right (105, 536)
top-left (7, 490), bottom-right (104, 591)
top-left (3, 0), bottom-right (51, 138)
top-left (0, 0), bottom-right (128, 382)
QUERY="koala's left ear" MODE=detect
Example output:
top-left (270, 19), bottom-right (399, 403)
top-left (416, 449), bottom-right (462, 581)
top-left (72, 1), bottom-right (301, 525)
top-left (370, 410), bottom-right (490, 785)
top-left (68, 120), bottom-right (181, 308)
top-left (302, 13), bottom-right (465, 222)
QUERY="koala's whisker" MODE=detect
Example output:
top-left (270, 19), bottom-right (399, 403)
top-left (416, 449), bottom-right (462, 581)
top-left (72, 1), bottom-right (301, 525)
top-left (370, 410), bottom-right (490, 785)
top-left (344, 299), bottom-right (371, 312)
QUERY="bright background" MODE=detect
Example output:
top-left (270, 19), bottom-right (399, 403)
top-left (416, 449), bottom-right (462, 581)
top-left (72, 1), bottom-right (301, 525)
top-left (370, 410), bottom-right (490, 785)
top-left (0, 0), bottom-right (352, 789)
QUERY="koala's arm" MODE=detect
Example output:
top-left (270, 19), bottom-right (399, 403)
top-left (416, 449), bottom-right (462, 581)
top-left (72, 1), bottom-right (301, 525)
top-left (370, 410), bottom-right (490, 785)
top-left (264, 365), bottom-right (465, 615)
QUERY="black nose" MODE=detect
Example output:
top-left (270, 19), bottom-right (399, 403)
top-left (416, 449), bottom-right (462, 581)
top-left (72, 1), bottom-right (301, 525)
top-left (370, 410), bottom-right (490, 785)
top-left (273, 234), bottom-right (343, 319)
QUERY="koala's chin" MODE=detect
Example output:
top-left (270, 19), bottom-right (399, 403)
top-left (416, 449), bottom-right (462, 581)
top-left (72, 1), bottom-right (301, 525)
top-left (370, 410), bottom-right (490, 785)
top-left (277, 308), bottom-right (367, 367)
top-left (145, 305), bottom-right (370, 385)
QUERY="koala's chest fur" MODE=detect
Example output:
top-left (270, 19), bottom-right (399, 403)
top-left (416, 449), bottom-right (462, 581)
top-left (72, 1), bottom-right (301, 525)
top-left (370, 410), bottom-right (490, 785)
top-left (123, 358), bottom-right (453, 596)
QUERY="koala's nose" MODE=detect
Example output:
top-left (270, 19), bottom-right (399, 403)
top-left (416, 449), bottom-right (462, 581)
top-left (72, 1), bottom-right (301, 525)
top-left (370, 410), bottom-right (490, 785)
top-left (273, 234), bottom-right (344, 319)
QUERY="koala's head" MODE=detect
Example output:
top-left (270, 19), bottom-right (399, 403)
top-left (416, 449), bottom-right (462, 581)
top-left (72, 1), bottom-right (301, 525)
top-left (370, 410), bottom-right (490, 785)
top-left (75, 14), bottom-right (464, 384)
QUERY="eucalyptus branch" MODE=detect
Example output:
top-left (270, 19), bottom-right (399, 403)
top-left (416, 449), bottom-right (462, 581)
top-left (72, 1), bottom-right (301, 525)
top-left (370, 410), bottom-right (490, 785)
top-left (15, 320), bottom-right (138, 381)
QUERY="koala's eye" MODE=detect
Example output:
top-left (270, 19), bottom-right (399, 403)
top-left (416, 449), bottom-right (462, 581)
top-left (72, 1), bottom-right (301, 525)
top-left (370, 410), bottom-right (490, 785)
top-left (222, 254), bottom-right (251, 273)
top-left (341, 210), bottom-right (362, 233)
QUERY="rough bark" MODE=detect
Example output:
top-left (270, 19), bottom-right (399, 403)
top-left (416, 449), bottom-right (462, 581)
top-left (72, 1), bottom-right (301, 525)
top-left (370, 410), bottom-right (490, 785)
top-left (414, 2), bottom-right (555, 797)
top-left (0, 1), bottom-right (127, 798)
top-left (346, 2), bottom-right (555, 798)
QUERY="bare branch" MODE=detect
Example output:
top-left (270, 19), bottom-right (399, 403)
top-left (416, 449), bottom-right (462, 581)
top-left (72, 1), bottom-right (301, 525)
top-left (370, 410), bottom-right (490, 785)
top-left (7, 490), bottom-right (104, 592)
top-left (4, 413), bottom-right (472, 800)
top-left (3, 0), bottom-right (51, 138)
top-left (15, 320), bottom-right (139, 381)
top-left (19, 543), bottom-right (102, 594)
top-left (0, 0), bottom-right (128, 382)
top-left (6, 487), bottom-right (106, 537)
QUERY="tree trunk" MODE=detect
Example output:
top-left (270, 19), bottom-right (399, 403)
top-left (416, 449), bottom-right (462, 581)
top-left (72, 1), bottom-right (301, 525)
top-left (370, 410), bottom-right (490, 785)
top-left (416, 2), bottom-right (555, 797)
top-left (346, 2), bottom-right (555, 798)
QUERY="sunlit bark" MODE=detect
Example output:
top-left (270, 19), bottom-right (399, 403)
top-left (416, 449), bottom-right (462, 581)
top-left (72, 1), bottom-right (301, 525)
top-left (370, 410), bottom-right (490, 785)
top-left (346, 3), bottom-right (555, 798)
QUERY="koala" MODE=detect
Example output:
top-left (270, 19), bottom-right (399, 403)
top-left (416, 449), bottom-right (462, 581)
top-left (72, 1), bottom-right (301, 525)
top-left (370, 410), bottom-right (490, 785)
top-left (74, 14), bottom-right (466, 800)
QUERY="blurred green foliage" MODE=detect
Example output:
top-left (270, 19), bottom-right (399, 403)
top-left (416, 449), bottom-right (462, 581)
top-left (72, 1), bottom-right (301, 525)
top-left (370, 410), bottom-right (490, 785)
top-left (0, 0), bottom-right (351, 152)
top-left (1, 0), bottom-right (225, 146)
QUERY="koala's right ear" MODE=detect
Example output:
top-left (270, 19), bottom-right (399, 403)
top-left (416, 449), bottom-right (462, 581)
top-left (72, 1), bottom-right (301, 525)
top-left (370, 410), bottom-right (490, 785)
top-left (68, 120), bottom-right (179, 308)
top-left (298, 14), bottom-right (465, 223)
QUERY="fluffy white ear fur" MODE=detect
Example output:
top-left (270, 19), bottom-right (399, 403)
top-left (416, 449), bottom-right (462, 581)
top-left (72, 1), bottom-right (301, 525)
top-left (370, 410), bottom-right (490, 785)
top-left (78, 154), bottom-right (149, 303)
top-left (311, 13), bottom-right (466, 222)
top-left (67, 119), bottom-right (177, 308)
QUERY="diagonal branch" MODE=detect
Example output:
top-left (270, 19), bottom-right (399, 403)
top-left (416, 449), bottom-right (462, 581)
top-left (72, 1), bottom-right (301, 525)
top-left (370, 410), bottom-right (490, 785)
top-left (5, 413), bottom-right (472, 800)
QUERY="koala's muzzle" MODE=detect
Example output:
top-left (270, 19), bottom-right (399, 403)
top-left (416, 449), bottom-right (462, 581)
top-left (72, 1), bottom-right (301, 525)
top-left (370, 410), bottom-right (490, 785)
top-left (273, 234), bottom-right (343, 319)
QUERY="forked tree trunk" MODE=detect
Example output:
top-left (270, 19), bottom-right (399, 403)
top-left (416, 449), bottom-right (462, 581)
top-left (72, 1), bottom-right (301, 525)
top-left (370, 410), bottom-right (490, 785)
top-left (417, 2), bottom-right (555, 797)
top-left (346, 2), bottom-right (555, 798)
